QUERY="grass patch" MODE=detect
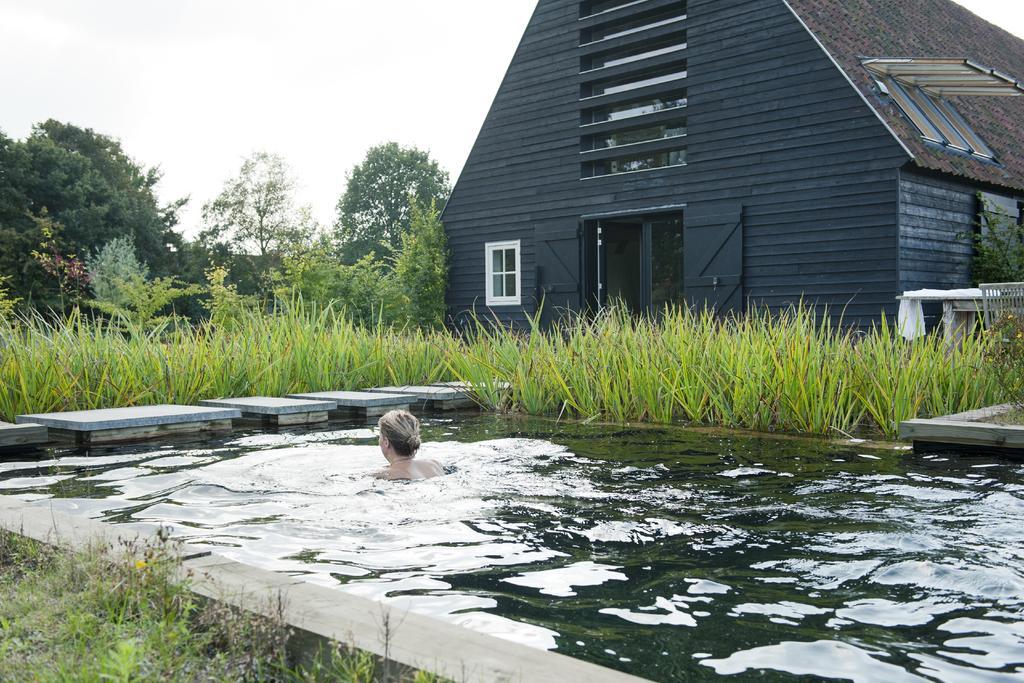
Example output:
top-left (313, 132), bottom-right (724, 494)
top-left (0, 529), bottom-right (445, 682)
top-left (0, 304), bottom-right (1003, 438)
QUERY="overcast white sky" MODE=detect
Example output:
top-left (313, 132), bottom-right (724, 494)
top-left (0, 1), bottom-right (1020, 237)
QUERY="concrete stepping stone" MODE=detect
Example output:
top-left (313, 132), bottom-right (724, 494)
top-left (431, 380), bottom-right (511, 392)
top-left (285, 390), bottom-right (411, 420)
top-left (15, 405), bottom-right (241, 446)
top-left (0, 421), bottom-right (48, 453)
top-left (199, 397), bottom-right (335, 427)
top-left (367, 385), bottom-right (476, 411)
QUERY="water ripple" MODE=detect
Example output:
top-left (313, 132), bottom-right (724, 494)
top-left (3, 416), bottom-right (1022, 682)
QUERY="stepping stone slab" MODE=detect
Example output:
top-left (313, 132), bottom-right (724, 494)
top-left (0, 421), bottom-right (48, 452)
top-left (15, 405), bottom-right (241, 446)
top-left (367, 386), bottom-right (476, 410)
top-left (431, 380), bottom-right (511, 391)
top-left (198, 397), bottom-right (335, 427)
top-left (285, 391), bottom-right (411, 419)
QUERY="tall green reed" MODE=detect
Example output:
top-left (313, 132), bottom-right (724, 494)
top-left (0, 304), bottom-right (1003, 439)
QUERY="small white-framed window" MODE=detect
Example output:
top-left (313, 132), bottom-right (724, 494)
top-left (485, 240), bottom-right (521, 306)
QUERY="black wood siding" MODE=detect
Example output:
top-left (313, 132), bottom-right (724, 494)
top-left (442, 0), bottom-right (912, 326)
top-left (897, 169), bottom-right (976, 294)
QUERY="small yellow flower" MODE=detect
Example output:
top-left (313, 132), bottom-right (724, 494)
top-left (135, 559), bottom-right (148, 570)
top-left (1016, 332), bottom-right (1022, 340)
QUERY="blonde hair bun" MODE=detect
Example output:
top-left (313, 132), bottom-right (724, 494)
top-left (377, 410), bottom-right (421, 457)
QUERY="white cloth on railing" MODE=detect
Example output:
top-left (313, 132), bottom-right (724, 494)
top-left (897, 288), bottom-right (983, 340)
top-left (898, 298), bottom-right (925, 340)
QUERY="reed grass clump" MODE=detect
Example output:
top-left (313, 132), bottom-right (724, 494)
top-left (0, 304), bottom-right (1002, 438)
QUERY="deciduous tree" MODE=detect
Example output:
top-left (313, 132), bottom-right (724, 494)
top-left (201, 152), bottom-right (302, 258)
top-left (334, 143), bottom-right (450, 264)
top-left (0, 121), bottom-right (185, 307)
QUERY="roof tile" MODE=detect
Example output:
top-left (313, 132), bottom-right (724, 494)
top-left (788, 0), bottom-right (1024, 193)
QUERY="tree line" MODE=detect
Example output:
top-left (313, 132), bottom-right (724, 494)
top-left (0, 121), bottom-right (451, 328)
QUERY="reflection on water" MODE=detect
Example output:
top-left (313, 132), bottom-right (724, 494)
top-left (1, 416), bottom-right (1023, 682)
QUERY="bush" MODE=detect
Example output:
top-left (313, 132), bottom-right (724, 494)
top-left (985, 313), bottom-right (1024, 406)
top-left (89, 275), bottom-right (202, 329)
top-left (205, 265), bottom-right (259, 330)
top-left (274, 241), bottom-right (340, 306)
top-left (970, 198), bottom-right (1024, 285)
top-left (393, 200), bottom-right (449, 329)
top-left (0, 276), bottom-right (20, 321)
top-left (274, 200), bottom-right (448, 328)
top-left (87, 236), bottom-right (150, 309)
top-left (31, 211), bottom-right (90, 307)
top-left (275, 247), bottom-right (404, 327)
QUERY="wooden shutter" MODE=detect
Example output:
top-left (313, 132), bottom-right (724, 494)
top-left (684, 204), bottom-right (744, 315)
top-left (534, 224), bottom-right (581, 327)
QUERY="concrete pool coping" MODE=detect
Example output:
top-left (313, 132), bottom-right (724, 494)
top-left (0, 495), bottom-right (650, 683)
top-left (899, 403), bottom-right (1024, 455)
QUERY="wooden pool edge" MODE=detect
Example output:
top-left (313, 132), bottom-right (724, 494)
top-left (0, 495), bottom-right (651, 683)
top-left (899, 403), bottom-right (1024, 457)
top-left (0, 421), bottom-right (48, 452)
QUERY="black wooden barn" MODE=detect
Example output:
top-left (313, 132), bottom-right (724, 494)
top-left (440, 0), bottom-right (1024, 327)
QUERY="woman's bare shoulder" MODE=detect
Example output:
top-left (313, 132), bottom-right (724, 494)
top-left (375, 460), bottom-right (444, 481)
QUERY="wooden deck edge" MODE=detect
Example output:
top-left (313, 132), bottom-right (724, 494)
top-left (0, 421), bottom-right (48, 450)
top-left (49, 419), bottom-right (235, 445)
top-left (0, 495), bottom-right (651, 683)
top-left (933, 403), bottom-right (1016, 423)
top-left (899, 417), bottom-right (1024, 451)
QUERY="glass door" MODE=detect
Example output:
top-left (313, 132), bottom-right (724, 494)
top-left (595, 214), bottom-right (683, 314)
top-left (600, 219), bottom-right (645, 313)
top-left (649, 217), bottom-right (684, 312)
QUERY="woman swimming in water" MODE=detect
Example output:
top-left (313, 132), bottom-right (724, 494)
top-left (374, 409), bottom-right (444, 481)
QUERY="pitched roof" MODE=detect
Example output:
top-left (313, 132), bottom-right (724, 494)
top-left (787, 0), bottom-right (1024, 193)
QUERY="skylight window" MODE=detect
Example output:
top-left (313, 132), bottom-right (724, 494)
top-left (862, 58), bottom-right (1020, 162)
top-left (881, 77), bottom-right (996, 160)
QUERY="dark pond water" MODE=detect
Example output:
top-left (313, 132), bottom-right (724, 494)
top-left (1, 415), bottom-right (1022, 682)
